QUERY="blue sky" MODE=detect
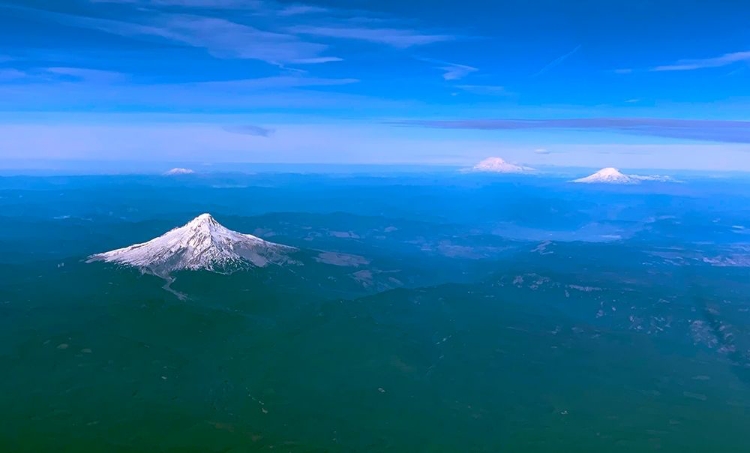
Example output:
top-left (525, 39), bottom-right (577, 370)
top-left (1, 0), bottom-right (750, 170)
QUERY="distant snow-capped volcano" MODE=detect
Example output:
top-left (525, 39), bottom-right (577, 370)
top-left (470, 157), bottom-right (534, 173)
top-left (573, 167), bottom-right (636, 184)
top-left (88, 214), bottom-right (297, 275)
top-left (164, 167), bottom-right (195, 175)
top-left (573, 167), bottom-right (679, 184)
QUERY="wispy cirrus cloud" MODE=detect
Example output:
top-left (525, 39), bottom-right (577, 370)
top-left (419, 58), bottom-right (477, 80)
top-left (278, 4), bottom-right (329, 16)
top-left (90, 0), bottom-right (328, 15)
top-left (441, 63), bottom-right (477, 80)
top-left (190, 75), bottom-right (357, 89)
top-left (532, 44), bottom-right (581, 77)
top-left (19, 1), bottom-right (458, 66)
top-left (0, 66), bottom-right (127, 84)
top-left (288, 25), bottom-right (455, 48)
top-left (291, 56), bottom-right (343, 64)
top-left (98, 14), bottom-right (336, 64)
top-left (393, 118), bottom-right (750, 144)
top-left (89, 0), bottom-right (265, 8)
top-left (44, 67), bottom-right (127, 83)
top-left (454, 84), bottom-right (511, 96)
top-left (7, 5), bottom-right (339, 65)
top-left (652, 50), bottom-right (750, 71)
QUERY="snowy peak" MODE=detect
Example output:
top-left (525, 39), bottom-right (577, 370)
top-left (185, 213), bottom-right (221, 231)
top-left (164, 167), bottom-right (195, 175)
top-left (573, 167), bottom-right (637, 184)
top-left (193, 213), bottom-right (216, 223)
top-left (470, 157), bottom-right (534, 173)
top-left (88, 214), bottom-right (297, 275)
top-left (573, 167), bottom-right (680, 184)
top-left (593, 167), bottom-right (623, 178)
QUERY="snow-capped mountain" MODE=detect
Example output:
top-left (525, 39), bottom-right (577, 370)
top-left (164, 167), bottom-right (195, 175)
top-left (88, 214), bottom-right (297, 275)
top-left (573, 168), bottom-right (638, 184)
top-left (469, 157), bottom-right (534, 173)
top-left (573, 168), bottom-right (680, 184)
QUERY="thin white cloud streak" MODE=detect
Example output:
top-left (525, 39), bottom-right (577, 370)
top-left (652, 50), bottom-right (750, 71)
top-left (89, 0), bottom-right (329, 16)
top-left (532, 44), bottom-right (581, 77)
top-left (89, 0), bottom-right (265, 8)
top-left (439, 62), bottom-right (479, 81)
top-left (0, 66), bottom-right (126, 84)
top-left (0, 70), bottom-right (355, 90)
top-left (419, 58), bottom-right (477, 80)
top-left (455, 85), bottom-right (511, 96)
top-left (44, 67), bottom-right (127, 82)
top-left (288, 25), bottom-right (455, 48)
top-left (396, 118), bottom-right (750, 144)
top-left (292, 57), bottom-right (343, 64)
top-left (277, 5), bottom-right (329, 16)
top-left (184, 75), bottom-right (358, 89)
top-left (440, 63), bottom-right (477, 80)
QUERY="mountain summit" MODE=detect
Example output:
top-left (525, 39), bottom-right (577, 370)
top-left (573, 167), bottom-right (637, 184)
top-left (470, 157), bottom-right (534, 173)
top-left (88, 214), bottom-right (297, 275)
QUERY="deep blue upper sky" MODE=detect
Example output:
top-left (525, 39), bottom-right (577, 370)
top-left (1, 0), bottom-right (749, 170)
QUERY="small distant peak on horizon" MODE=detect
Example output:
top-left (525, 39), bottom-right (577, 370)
top-left (164, 167), bottom-right (195, 176)
top-left (467, 157), bottom-right (534, 174)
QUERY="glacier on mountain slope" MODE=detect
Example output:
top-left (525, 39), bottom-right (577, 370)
top-left (88, 214), bottom-right (298, 276)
